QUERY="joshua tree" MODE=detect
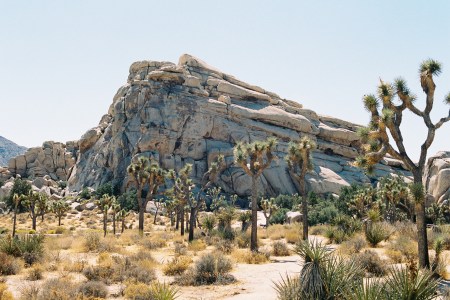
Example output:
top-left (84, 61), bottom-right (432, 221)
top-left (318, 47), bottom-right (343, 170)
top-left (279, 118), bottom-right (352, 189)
top-left (209, 187), bottom-right (227, 214)
top-left (51, 200), bottom-right (70, 226)
top-left (234, 137), bottom-right (277, 251)
top-left (23, 191), bottom-right (40, 231)
top-left (117, 209), bottom-right (129, 233)
top-left (238, 211), bottom-right (251, 232)
top-left (378, 176), bottom-right (410, 222)
top-left (12, 193), bottom-right (22, 237)
top-left (36, 193), bottom-right (49, 222)
top-left (169, 165), bottom-right (194, 237)
top-left (96, 194), bottom-right (115, 237)
top-left (355, 59), bottom-right (450, 268)
top-left (261, 197), bottom-right (278, 228)
top-left (286, 136), bottom-right (316, 240)
top-left (127, 157), bottom-right (166, 236)
top-left (111, 199), bottom-right (121, 235)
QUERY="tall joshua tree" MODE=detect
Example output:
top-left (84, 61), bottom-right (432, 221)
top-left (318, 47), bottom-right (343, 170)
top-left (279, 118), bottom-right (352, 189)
top-left (96, 194), bottom-right (114, 237)
top-left (286, 136), bottom-right (316, 240)
top-left (169, 165), bottom-right (194, 237)
top-left (12, 193), bottom-right (22, 237)
top-left (234, 137), bottom-right (277, 251)
top-left (23, 191), bottom-right (40, 231)
top-left (355, 59), bottom-right (450, 268)
top-left (52, 199), bottom-right (70, 226)
top-left (127, 157), bottom-right (166, 236)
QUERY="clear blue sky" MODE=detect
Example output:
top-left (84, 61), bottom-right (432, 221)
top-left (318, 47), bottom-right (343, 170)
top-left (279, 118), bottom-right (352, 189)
top-left (1, 1), bottom-right (449, 161)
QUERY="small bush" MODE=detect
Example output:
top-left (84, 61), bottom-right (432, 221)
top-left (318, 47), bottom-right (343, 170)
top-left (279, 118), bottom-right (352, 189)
top-left (365, 222), bottom-right (393, 247)
top-left (83, 231), bottom-right (101, 252)
top-left (215, 238), bottom-right (234, 254)
top-left (78, 281), bottom-right (108, 298)
top-left (39, 278), bottom-right (80, 300)
top-left (388, 235), bottom-right (418, 260)
top-left (124, 281), bottom-right (179, 300)
top-left (141, 237), bottom-right (166, 250)
top-left (163, 256), bottom-right (192, 276)
top-left (339, 235), bottom-right (367, 255)
top-left (272, 241), bottom-right (290, 256)
top-left (285, 230), bottom-right (300, 244)
top-left (0, 253), bottom-right (21, 275)
top-left (385, 249), bottom-right (404, 263)
top-left (188, 239), bottom-right (206, 252)
top-left (27, 263), bottom-right (44, 281)
top-left (325, 227), bottom-right (347, 244)
top-left (236, 232), bottom-right (251, 248)
top-left (174, 242), bottom-right (187, 256)
top-left (355, 250), bottom-right (387, 277)
top-left (0, 234), bottom-right (45, 265)
top-left (0, 282), bottom-right (14, 300)
top-left (232, 249), bottom-right (270, 264)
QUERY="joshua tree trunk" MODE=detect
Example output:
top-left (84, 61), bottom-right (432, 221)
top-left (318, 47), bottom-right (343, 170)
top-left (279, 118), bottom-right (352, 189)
top-left (121, 217), bottom-right (125, 233)
top-left (153, 205), bottom-right (159, 225)
top-left (189, 207), bottom-right (196, 242)
top-left (12, 204), bottom-right (18, 237)
top-left (176, 208), bottom-right (180, 230)
top-left (113, 214), bottom-right (116, 235)
top-left (58, 215), bottom-right (62, 226)
top-left (31, 214), bottom-right (37, 231)
top-left (138, 207), bottom-right (145, 236)
top-left (180, 208), bottom-right (185, 236)
top-left (250, 176), bottom-right (258, 251)
top-left (299, 175), bottom-right (308, 240)
top-left (414, 172), bottom-right (429, 269)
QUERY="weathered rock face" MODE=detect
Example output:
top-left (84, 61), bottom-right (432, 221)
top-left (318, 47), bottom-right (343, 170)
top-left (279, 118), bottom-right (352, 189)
top-left (63, 54), bottom-right (410, 196)
top-left (6, 141), bottom-right (77, 182)
top-left (424, 151), bottom-right (450, 204)
top-left (0, 136), bottom-right (27, 167)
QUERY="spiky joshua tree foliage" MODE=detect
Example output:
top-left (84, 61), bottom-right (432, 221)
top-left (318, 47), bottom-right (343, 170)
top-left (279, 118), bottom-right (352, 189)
top-left (286, 136), bottom-right (316, 240)
top-left (234, 137), bottom-right (277, 251)
top-left (355, 59), bottom-right (450, 268)
top-left (127, 156), bottom-right (166, 236)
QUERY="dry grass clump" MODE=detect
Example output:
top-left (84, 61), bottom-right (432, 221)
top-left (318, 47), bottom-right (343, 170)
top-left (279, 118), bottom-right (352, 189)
top-left (163, 256), bottom-right (193, 276)
top-left (62, 259), bottom-right (88, 273)
top-left (174, 241), bottom-right (188, 256)
top-left (78, 280), bottom-right (108, 298)
top-left (38, 278), bottom-right (80, 300)
top-left (0, 282), bottom-right (14, 300)
top-left (83, 251), bottom-right (156, 284)
top-left (272, 241), bottom-right (290, 256)
top-left (188, 239), bottom-right (206, 252)
top-left (232, 249), bottom-right (270, 264)
top-left (310, 224), bottom-right (328, 236)
top-left (124, 281), bottom-right (179, 300)
top-left (45, 235), bottom-right (72, 251)
top-left (235, 232), bottom-right (252, 249)
top-left (214, 238), bottom-right (235, 254)
top-left (175, 252), bottom-right (234, 286)
top-left (0, 253), bottom-right (22, 275)
top-left (355, 250), bottom-right (387, 277)
top-left (140, 235), bottom-right (167, 250)
top-left (82, 232), bottom-right (118, 253)
top-left (27, 263), bottom-right (44, 281)
top-left (338, 235), bottom-right (367, 255)
top-left (387, 235), bottom-right (418, 262)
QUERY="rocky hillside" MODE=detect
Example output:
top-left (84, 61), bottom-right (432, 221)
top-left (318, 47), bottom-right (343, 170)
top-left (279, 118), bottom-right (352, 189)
top-left (2, 54), bottom-right (421, 198)
top-left (0, 136), bottom-right (27, 167)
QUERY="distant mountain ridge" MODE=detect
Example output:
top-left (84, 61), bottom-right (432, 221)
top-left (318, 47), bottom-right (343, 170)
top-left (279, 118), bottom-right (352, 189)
top-left (0, 136), bottom-right (27, 167)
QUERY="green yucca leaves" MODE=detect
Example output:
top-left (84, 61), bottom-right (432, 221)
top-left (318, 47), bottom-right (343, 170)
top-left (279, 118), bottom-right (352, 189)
top-left (409, 183), bottom-right (425, 204)
top-left (394, 77), bottom-right (410, 95)
top-left (381, 108), bottom-right (394, 123)
top-left (363, 95), bottom-right (379, 112)
top-left (420, 59), bottom-right (442, 76)
top-left (445, 92), bottom-right (450, 104)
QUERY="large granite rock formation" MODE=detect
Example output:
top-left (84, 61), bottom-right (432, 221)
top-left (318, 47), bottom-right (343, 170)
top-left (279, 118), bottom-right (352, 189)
top-left (424, 151), bottom-right (450, 204)
top-left (59, 54), bottom-right (410, 196)
top-left (0, 136), bottom-right (27, 167)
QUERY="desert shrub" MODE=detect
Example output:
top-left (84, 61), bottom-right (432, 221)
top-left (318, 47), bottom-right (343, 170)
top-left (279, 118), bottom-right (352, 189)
top-left (94, 182), bottom-right (117, 198)
top-left (0, 227), bottom-right (8, 235)
top-left (310, 225), bottom-right (327, 235)
top-left (27, 263), bottom-right (44, 281)
top-left (388, 235), bottom-right (418, 260)
top-left (117, 190), bottom-right (138, 212)
top-left (272, 241), bottom-right (290, 256)
top-left (174, 242), bottom-right (187, 256)
top-left (54, 226), bottom-right (66, 235)
top-left (4, 178), bottom-right (32, 212)
top-left (0, 234), bottom-right (45, 265)
top-left (272, 194), bottom-right (301, 210)
top-left (78, 281), bottom-right (108, 298)
top-left (333, 215), bottom-right (362, 236)
top-left (39, 278), bottom-right (80, 300)
top-left (355, 250), bottom-right (387, 277)
top-left (140, 236), bottom-right (166, 250)
top-left (0, 283), bottom-right (14, 300)
top-left (124, 281), bottom-right (179, 300)
top-left (215, 238), bottom-right (234, 254)
top-left (83, 231), bottom-right (101, 251)
top-left (385, 249), bottom-right (403, 263)
top-left (0, 253), bottom-right (21, 275)
top-left (324, 227), bottom-right (347, 244)
top-left (163, 256), bottom-right (192, 275)
top-left (202, 214), bottom-right (216, 234)
top-left (232, 249), bottom-right (270, 264)
top-left (236, 232), bottom-right (251, 248)
top-left (308, 193), bottom-right (339, 226)
top-left (285, 229), bottom-right (301, 244)
top-left (270, 208), bottom-right (289, 225)
top-left (79, 187), bottom-right (91, 200)
top-left (194, 252), bottom-right (233, 284)
top-left (365, 222), bottom-right (393, 247)
top-left (394, 221), bottom-right (418, 241)
top-left (188, 239), bottom-right (206, 252)
top-left (177, 252), bottom-right (234, 286)
top-left (339, 235), bottom-right (367, 255)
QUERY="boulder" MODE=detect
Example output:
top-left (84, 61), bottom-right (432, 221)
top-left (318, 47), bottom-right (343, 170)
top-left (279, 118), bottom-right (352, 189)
top-left (286, 211), bottom-right (302, 224)
top-left (424, 151), bottom-right (450, 204)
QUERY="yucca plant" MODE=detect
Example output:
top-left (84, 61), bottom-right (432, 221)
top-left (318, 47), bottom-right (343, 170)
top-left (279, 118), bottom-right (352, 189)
top-left (385, 267), bottom-right (440, 300)
top-left (274, 274), bottom-right (301, 300)
top-left (150, 281), bottom-right (179, 300)
top-left (365, 222), bottom-right (393, 247)
top-left (344, 278), bottom-right (387, 300)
